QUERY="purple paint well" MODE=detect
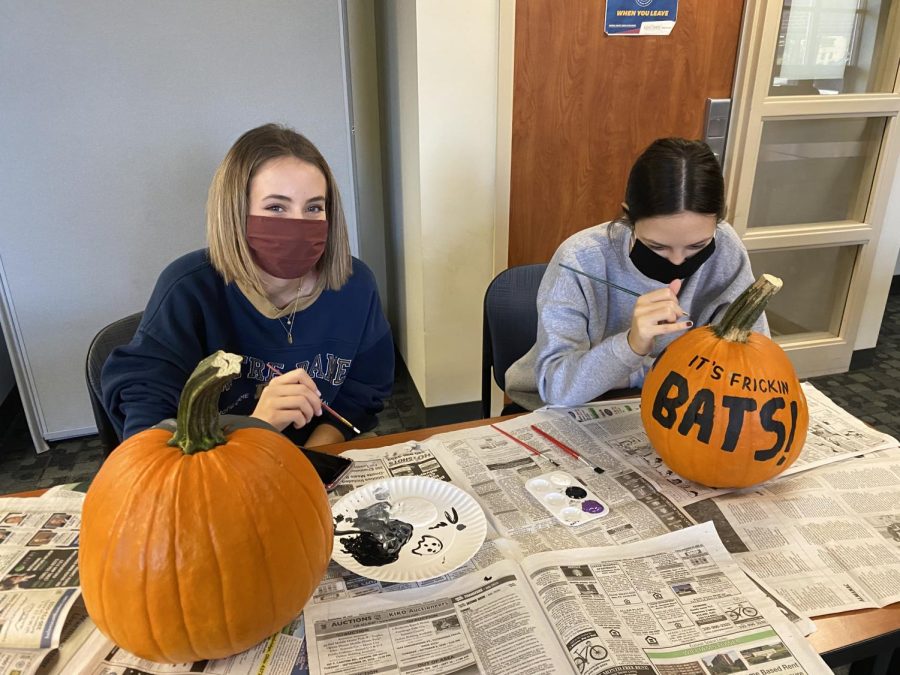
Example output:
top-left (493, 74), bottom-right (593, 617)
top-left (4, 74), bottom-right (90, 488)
top-left (581, 500), bottom-right (605, 514)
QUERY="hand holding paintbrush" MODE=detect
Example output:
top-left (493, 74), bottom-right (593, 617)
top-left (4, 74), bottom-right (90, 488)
top-left (560, 262), bottom-right (692, 355)
top-left (258, 363), bottom-right (360, 435)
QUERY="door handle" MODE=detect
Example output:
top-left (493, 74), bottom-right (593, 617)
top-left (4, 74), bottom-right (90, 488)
top-left (704, 98), bottom-right (732, 169)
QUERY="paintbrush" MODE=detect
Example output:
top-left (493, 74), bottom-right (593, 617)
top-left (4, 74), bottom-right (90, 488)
top-left (265, 363), bottom-right (361, 435)
top-left (491, 424), bottom-right (560, 468)
top-left (530, 424), bottom-right (605, 474)
top-left (559, 262), bottom-right (690, 319)
top-left (559, 263), bottom-right (641, 297)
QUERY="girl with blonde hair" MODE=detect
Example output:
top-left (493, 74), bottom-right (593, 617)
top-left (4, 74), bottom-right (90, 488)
top-left (103, 124), bottom-right (394, 446)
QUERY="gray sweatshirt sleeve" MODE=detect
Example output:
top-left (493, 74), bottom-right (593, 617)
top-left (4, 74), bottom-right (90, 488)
top-left (534, 257), bottom-right (643, 407)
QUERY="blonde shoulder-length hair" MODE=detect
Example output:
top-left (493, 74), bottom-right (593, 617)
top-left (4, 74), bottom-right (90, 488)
top-left (207, 123), bottom-right (352, 296)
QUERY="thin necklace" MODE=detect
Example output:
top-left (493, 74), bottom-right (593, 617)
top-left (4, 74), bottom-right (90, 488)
top-left (271, 282), bottom-right (303, 345)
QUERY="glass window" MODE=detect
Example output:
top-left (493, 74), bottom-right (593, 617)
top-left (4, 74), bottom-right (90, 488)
top-left (748, 245), bottom-right (858, 337)
top-left (770, 0), bottom-right (895, 96)
top-left (747, 116), bottom-right (885, 227)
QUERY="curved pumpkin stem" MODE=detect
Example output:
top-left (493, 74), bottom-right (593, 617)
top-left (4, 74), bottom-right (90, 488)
top-left (169, 351), bottom-right (243, 455)
top-left (712, 274), bottom-right (783, 343)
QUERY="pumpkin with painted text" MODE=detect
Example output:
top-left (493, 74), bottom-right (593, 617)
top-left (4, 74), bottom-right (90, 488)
top-left (640, 275), bottom-right (808, 488)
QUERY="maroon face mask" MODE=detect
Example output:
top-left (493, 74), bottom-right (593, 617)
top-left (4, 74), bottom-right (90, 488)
top-left (245, 215), bottom-right (329, 279)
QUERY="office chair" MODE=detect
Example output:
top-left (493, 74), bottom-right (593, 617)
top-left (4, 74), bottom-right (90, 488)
top-left (481, 263), bottom-right (548, 418)
top-left (85, 312), bottom-right (143, 455)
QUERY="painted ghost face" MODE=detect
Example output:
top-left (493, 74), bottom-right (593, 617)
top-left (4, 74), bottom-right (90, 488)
top-left (412, 535), bottom-right (444, 556)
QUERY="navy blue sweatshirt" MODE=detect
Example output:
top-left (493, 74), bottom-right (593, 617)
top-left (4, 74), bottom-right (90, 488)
top-left (101, 249), bottom-right (394, 444)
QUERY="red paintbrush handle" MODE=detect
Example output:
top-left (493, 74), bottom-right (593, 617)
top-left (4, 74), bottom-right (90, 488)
top-left (530, 425), bottom-right (580, 460)
top-left (491, 424), bottom-right (542, 456)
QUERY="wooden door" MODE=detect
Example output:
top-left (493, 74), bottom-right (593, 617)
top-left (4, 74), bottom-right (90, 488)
top-left (508, 0), bottom-right (746, 266)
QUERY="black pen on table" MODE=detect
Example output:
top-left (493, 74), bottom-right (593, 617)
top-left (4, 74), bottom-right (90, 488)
top-left (265, 363), bottom-right (361, 435)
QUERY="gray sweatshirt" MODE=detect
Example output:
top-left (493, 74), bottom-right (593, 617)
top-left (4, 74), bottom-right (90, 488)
top-left (505, 220), bottom-right (768, 410)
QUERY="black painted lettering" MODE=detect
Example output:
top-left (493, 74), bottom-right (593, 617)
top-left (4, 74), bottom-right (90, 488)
top-left (721, 396), bottom-right (758, 452)
top-left (777, 400), bottom-right (800, 466)
top-left (711, 364), bottom-right (724, 380)
top-left (755, 397), bottom-right (786, 461)
top-left (677, 389), bottom-right (714, 444)
top-left (651, 371), bottom-right (689, 429)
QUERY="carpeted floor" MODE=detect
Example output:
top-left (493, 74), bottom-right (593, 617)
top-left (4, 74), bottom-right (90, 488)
top-left (1, 293), bottom-right (898, 495)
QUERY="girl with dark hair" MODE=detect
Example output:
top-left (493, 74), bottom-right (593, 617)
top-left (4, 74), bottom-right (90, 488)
top-left (102, 124), bottom-right (394, 446)
top-left (505, 138), bottom-right (767, 410)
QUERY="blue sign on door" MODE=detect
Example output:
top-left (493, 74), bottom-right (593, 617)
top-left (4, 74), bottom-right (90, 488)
top-left (605, 0), bottom-right (679, 36)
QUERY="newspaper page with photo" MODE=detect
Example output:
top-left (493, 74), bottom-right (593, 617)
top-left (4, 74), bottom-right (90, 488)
top-left (683, 446), bottom-right (900, 616)
top-left (0, 498), bottom-right (81, 649)
top-left (305, 523), bottom-right (832, 674)
top-left (0, 497), bottom-right (84, 675)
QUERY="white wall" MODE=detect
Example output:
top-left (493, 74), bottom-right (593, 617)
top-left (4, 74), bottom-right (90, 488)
top-left (857, 160), bottom-right (900, 349)
top-left (0, 1), bottom-right (358, 442)
top-left (377, 1), bottom-right (427, 390)
top-left (344, 0), bottom-right (389, 306)
top-left (377, 1), bottom-right (500, 407)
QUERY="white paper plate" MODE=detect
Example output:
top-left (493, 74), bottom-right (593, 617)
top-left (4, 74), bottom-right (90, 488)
top-left (331, 476), bottom-right (487, 582)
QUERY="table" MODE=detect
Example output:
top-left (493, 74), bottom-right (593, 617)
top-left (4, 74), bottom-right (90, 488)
top-left (11, 416), bottom-right (898, 673)
top-left (318, 416), bottom-right (900, 674)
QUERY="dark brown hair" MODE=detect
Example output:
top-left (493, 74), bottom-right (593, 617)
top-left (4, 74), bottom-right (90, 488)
top-left (623, 138), bottom-right (724, 224)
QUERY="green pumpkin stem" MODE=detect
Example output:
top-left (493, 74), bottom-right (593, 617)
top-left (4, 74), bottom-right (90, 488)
top-left (168, 351), bottom-right (243, 455)
top-left (712, 274), bottom-right (783, 343)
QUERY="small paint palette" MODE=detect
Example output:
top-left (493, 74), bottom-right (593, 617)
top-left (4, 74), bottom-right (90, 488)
top-left (524, 471), bottom-right (609, 527)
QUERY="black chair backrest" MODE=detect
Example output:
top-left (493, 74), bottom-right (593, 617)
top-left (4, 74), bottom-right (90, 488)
top-left (85, 312), bottom-right (143, 455)
top-left (481, 263), bottom-right (548, 417)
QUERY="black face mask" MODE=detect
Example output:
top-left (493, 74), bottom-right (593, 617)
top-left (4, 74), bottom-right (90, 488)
top-left (629, 237), bottom-right (716, 284)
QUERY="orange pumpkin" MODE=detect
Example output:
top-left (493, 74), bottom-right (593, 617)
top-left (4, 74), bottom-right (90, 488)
top-left (641, 275), bottom-right (808, 488)
top-left (79, 351), bottom-right (333, 663)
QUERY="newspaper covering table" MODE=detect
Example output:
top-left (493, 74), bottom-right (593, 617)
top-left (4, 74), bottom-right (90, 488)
top-left (305, 523), bottom-right (830, 674)
top-left (0, 494), bottom-right (86, 675)
top-left (5, 381), bottom-right (898, 674)
top-left (684, 447), bottom-right (900, 616)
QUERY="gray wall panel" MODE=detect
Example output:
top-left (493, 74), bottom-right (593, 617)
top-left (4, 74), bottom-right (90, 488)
top-left (0, 1), bottom-right (356, 440)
